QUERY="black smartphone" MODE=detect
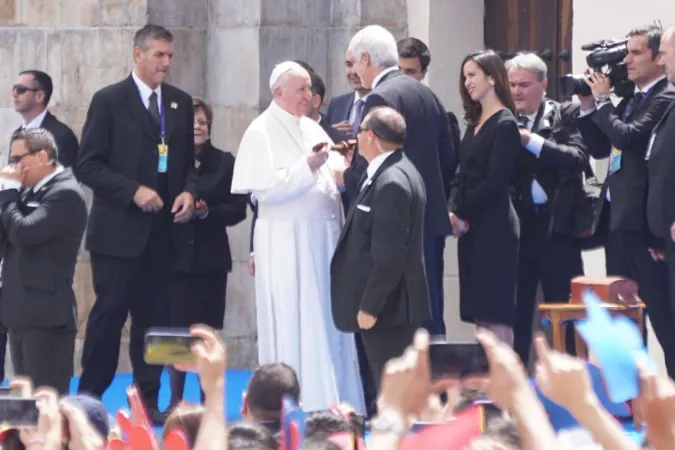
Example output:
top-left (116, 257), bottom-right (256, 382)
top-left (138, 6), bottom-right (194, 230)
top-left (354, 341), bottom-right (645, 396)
top-left (428, 340), bottom-right (489, 379)
top-left (0, 398), bottom-right (38, 427)
top-left (144, 327), bottom-right (201, 365)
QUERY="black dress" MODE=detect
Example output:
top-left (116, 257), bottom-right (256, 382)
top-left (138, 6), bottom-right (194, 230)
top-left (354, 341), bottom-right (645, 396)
top-left (450, 109), bottom-right (521, 326)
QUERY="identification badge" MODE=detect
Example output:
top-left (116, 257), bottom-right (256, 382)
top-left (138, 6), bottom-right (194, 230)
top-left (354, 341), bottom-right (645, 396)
top-left (158, 143), bottom-right (168, 173)
top-left (645, 134), bottom-right (656, 161)
top-left (608, 147), bottom-right (622, 175)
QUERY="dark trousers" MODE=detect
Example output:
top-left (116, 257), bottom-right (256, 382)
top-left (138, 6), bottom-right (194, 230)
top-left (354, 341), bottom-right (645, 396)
top-left (608, 230), bottom-right (675, 377)
top-left (0, 332), bottom-right (6, 382)
top-left (9, 327), bottom-right (75, 395)
top-left (354, 333), bottom-right (376, 416)
top-left (360, 324), bottom-right (418, 396)
top-left (78, 215), bottom-right (175, 408)
top-left (513, 213), bottom-right (584, 366)
top-left (422, 235), bottom-right (446, 337)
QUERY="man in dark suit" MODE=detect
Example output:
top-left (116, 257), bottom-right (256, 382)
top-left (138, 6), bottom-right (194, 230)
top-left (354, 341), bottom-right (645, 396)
top-left (306, 72), bottom-right (343, 142)
top-left (647, 26), bottom-right (675, 375)
top-left (506, 53), bottom-right (588, 365)
top-left (331, 106), bottom-right (429, 393)
top-left (76, 24), bottom-right (196, 421)
top-left (0, 128), bottom-right (86, 394)
top-left (347, 25), bottom-right (455, 338)
top-left (324, 49), bottom-right (371, 142)
top-left (578, 25), bottom-right (675, 377)
top-left (11, 70), bottom-right (79, 168)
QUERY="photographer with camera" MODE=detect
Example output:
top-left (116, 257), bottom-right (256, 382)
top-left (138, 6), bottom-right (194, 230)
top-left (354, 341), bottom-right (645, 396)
top-left (506, 53), bottom-right (588, 366)
top-left (576, 25), bottom-right (675, 378)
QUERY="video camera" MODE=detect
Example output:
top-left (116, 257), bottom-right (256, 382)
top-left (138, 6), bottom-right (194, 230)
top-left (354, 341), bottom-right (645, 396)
top-left (559, 39), bottom-right (633, 98)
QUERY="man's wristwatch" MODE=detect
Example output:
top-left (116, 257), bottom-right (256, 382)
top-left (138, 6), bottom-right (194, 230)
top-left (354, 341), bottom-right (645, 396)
top-left (595, 93), bottom-right (610, 104)
top-left (370, 409), bottom-right (408, 436)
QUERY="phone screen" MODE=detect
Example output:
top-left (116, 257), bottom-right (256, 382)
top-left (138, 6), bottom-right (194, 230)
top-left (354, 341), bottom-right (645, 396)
top-left (0, 398), bottom-right (38, 427)
top-left (144, 327), bottom-right (200, 365)
top-left (428, 341), bottom-right (489, 379)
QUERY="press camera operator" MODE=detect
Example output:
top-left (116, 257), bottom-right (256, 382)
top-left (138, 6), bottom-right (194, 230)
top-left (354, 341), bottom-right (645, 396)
top-left (506, 53), bottom-right (588, 366)
top-left (576, 25), bottom-right (675, 377)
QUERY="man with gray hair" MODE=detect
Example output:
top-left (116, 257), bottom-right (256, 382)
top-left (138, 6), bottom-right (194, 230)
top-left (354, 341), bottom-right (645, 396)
top-left (231, 61), bottom-right (364, 413)
top-left (0, 128), bottom-right (86, 394)
top-left (76, 24), bottom-right (197, 422)
top-left (346, 25), bottom-right (455, 339)
top-left (505, 52), bottom-right (588, 366)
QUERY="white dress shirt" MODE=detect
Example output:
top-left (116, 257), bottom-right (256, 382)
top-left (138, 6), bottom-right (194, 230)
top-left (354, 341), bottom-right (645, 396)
top-left (22, 108), bottom-right (48, 129)
top-left (372, 66), bottom-right (398, 90)
top-left (361, 151), bottom-right (395, 190)
top-left (522, 103), bottom-right (551, 204)
top-left (132, 71), bottom-right (162, 113)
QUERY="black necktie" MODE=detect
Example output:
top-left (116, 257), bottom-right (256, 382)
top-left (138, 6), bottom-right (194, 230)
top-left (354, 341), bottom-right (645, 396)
top-left (623, 92), bottom-right (644, 120)
top-left (518, 115), bottom-right (529, 129)
top-left (148, 92), bottom-right (160, 124)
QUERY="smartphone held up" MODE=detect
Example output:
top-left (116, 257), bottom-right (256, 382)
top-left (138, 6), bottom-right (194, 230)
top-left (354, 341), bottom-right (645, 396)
top-left (143, 327), bottom-right (202, 366)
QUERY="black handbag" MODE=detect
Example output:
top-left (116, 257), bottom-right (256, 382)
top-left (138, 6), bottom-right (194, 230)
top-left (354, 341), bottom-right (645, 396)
top-left (571, 161), bottom-right (606, 250)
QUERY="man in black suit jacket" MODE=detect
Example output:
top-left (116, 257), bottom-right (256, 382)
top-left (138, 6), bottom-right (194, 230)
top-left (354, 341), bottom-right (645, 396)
top-left (506, 53), bottom-right (588, 366)
top-left (76, 24), bottom-right (196, 421)
top-left (347, 25), bottom-right (455, 338)
top-left (331, 107), bottom-right (429, 394)
top-left (578, 25), bottom-right (675, 377)
top-left (0, 129), bottom-right (86, 394)
top-left (324, 48), bottom-right (371, 142)
top-left (647, 26), bottom-right (675, 374)
top-left (11, 70), bottom-right (79, 168)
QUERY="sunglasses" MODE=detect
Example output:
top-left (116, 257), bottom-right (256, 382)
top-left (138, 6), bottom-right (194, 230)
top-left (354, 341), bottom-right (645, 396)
top-left (12, 84), bottom-right (39, 95)
top-left (8, 150), bottom-right (40, 165)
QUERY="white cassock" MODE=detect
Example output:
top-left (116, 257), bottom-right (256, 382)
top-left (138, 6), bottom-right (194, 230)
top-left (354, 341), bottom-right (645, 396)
top-left (231, 100), bottom-right (365, 413)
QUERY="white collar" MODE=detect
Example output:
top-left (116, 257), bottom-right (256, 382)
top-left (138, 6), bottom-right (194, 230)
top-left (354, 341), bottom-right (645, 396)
top-left (372, 67), bottom-right (398, 89)
top-left (636, 75), bottom-right (665, 94)
top-left (270, 100), bottom-right (302, 125)
top-left (366, 150), bottom-right (395, 181)
top-left (353, 90), bottom-right (369, 104)
top-left (23, 109), bottom-right (48, 129)
top-left (132, 71), bottom-right (162, 109)
top-left (33, 165), bottom-right (64, 193)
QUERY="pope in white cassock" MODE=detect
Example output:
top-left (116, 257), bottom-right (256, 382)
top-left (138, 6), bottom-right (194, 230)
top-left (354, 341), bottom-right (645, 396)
top-left (231, 61), bottom-right (365, 412)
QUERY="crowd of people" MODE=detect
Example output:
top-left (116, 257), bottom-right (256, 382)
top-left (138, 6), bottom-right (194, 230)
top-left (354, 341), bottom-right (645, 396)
top-left (2, 10), bottom-right (675, 450)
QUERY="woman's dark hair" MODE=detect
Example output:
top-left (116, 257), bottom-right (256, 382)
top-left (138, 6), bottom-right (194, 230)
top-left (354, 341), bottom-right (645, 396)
top-left (192, 96), bottom-right (213, 134)
top-left (162, 402), bottom-right (204, 447)
top-left (459, 50), bottom-right (516, 125)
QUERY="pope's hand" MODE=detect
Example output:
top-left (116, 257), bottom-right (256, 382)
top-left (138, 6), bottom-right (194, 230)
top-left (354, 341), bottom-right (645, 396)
top-left (307, 150), bottom-right (329, 172)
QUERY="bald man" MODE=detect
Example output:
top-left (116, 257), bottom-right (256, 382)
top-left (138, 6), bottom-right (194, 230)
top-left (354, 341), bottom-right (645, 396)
top-left (231, 61), bottom-right (365, 412)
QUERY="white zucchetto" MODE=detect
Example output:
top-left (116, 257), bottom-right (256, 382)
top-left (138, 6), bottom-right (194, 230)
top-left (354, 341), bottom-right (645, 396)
top-left (269, 61), bottom-right (305, 91)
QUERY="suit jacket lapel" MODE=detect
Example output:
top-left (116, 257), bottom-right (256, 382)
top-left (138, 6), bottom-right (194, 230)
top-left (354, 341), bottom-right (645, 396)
top-left (161, 85), bottom-right (176, 141)
top-left (341, 95), bottom-right (353, 122)
top-left (122, 76), bottom-right (160, 141)
top-left (655, 99), bottom-right (675, 132)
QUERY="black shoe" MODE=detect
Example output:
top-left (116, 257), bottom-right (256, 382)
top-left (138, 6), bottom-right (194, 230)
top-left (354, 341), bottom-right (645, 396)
top-left (148, 407), bottom-right (168, 426)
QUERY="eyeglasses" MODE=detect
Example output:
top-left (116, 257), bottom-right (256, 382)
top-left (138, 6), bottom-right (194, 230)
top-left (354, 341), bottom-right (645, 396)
top-left (12, 84), bottom-right (39, 95)
top-left (8, 150), bottom-right (40, 165)
top-left (357, 126), bottom-right (369, 134)
top-left (194, 119), bottom-right (209, 127)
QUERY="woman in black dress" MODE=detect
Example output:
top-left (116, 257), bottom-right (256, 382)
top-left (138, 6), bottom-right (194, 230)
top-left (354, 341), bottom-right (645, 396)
top-left (168, 98), bottom-right (248, 407)
top-left (449, 50), bottom-right (521, 345)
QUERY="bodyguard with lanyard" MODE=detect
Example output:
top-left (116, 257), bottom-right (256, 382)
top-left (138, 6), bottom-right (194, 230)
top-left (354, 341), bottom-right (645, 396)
top-left (577, 24), bottom-right (675, 378)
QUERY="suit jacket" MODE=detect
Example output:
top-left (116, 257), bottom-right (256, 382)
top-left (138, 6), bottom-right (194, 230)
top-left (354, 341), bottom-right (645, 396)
top-left (76, 75), bottom-right (197, 259)
top-left (0, 169), bottom-right (87, 329)
top-left (647, 93), bottom-right (675, 238)
top-left (343, 70), bottom-right (456, 236)
top-left (578, 78), bottom-right (675, 234)
top-left (513, 99), bottom-right (589, 235)
top-left (14, 112), bottom-right (79, 168)
top-left (330, 150), bottom-right (430, 332)
top-left (324, 92), bottom-right (355, 142)
top-left (174, 141), bottom-right (248, 274)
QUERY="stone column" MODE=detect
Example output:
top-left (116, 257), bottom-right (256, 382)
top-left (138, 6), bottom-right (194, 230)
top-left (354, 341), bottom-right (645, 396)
top-left (406, 0), bottom-right (485, 341)
top-left (0, 0), bottom-right (207, 377)
top-left (208, 0), bottom-right (408, 368)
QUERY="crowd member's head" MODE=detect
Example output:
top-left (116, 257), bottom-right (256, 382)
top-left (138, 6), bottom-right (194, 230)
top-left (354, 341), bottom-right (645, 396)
top-left (397, 37), bottom-right (431, 81)
top-left (294, 60), bottom-right (315, 74)
top-left (228, 422), bottom-right (278, 450)
top-left (307, 72), bottom-right (327, 120)
top-left (12, 70), bottom-right (53, 117)
top-left (349, 25), bottom-right (399, 90)
top-left (9, 128), bottom-right (59, 187)
top-left (460, 50), bottom-right (516, 124)
top-left (660, 26), bottom-right (675, 84)
top-left (241, 363), bottom-right (301, 423)
top-left (192, 97), bottom-right (213, 147)
top-left (305, 411), bottom-right (353, 440)
top-left (505, 52), bottom-right (548, 116)
top-left (357, 106), bottom-right (406, 162)
top-left (270, 61), bottom-right (313, 117)
top-left (344, 49), bottom-right (368, 93)
top-left (162, 402), bottom-right (204, 447)
top-left (302, 437), bottom-right (343, 450)
top-left (133, 24), bottom-right (174, 89)
top-left (623, 25), bottom-right (665, 87)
